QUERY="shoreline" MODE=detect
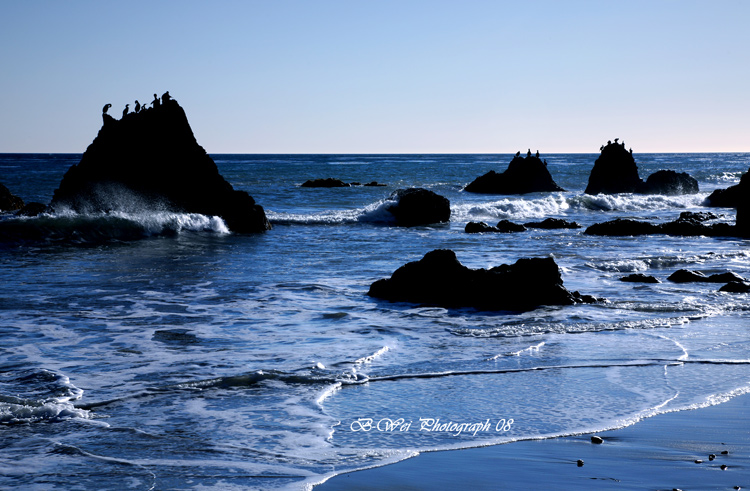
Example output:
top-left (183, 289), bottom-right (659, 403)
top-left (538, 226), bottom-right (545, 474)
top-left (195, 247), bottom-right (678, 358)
top-left (315, 393), bottom-right (749, 490)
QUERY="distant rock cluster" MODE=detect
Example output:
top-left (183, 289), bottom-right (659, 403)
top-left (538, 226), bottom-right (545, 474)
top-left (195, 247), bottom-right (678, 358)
top-left (300, 178), bottom-right (386, 187)
top-left (619, 268), bottom-right (749, 293)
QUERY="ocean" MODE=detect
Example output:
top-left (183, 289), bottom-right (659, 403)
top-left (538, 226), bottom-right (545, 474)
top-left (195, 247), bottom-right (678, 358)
top-left (1, 153), bottom-right (749, 490)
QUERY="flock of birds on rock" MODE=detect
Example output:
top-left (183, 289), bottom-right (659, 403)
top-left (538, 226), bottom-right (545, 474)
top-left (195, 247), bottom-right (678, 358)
top-left (102, 91), bottom-right (172, 119)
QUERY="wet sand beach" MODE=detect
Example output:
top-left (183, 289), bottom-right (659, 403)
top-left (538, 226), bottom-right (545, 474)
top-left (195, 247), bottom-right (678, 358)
top-left (317, 393), bottom-right (749, 490)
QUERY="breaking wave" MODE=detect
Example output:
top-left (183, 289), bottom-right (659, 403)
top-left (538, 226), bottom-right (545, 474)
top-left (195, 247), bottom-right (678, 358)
top-left (0, 210), bottom-right (229, 244)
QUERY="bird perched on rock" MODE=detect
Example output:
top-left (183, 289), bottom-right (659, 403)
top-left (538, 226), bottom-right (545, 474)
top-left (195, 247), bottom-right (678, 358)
top-left (122, 104), bottom-right (129, 118)
top-left (102, 103), bottom-right (112, 115)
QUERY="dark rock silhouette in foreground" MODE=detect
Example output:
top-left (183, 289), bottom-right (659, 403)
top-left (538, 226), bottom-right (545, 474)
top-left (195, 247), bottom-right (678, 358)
top-left (368, 249), bottom-right (597, 311)
top-left (585, 140), bottom-right (698, 195)
top-left (301, 178), bottom-right (351, 188)
top-left (464, 153), bottom-right (564, 194)
top-left (386, 188), bottom-right (450, 226)
top-left (0, 183), bottom-right (24, 212)
top-left (50, 96), bottom-right (270, 233)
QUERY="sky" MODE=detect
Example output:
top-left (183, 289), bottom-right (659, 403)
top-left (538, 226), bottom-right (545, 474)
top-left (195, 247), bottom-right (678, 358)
top-left (1, 1), bottom-right (748, 153)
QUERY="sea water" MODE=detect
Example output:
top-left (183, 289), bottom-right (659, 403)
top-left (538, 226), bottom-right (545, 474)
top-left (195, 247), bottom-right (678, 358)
top-left (1, 153), bottom-right (749, 490)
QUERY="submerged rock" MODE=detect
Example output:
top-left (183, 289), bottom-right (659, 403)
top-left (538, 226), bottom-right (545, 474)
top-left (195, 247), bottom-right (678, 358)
top-left (465, 221), bottom-right (499, 233)
top-left (368, 249), bottom-right (598, 311)
top-left (496, 220), bottom-right (527, 232)
top-left (301, 178), bottom-right (351, 188)
top-left (386, 188), bottom-right (450, 226)
top-left (585, 140), bottom-right (698, 195)
top-left (16, 202), bottom-right (51, 217)
top-left (50, 97), bottom-right (271, 233)
top-left (0, 183), bottom-right (24, 212)
top-left (669, 269), bottom-right (745, 284)
top-left (720, 281), bottom-right (750, 293)
top-left (585, 216), bottom-right (737, 237)
top-left (620, 273), bottom-right (660, 283)
top-left (464, 153), bottom-right (564, 194)
top-left (464, 220), bottom-right (526, 233)
top-left (524, 218), bottom-right (582, 229)
top-left (668, 269), bottom-right (709, 283)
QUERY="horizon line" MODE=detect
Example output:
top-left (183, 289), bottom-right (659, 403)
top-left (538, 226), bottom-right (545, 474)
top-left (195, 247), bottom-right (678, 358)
top-left (2, 150), bottom-right (750, 156)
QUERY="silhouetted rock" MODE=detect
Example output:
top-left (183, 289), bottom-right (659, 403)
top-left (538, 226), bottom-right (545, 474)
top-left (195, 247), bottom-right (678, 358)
top-left (364, 181), bottom-right (387, 187)
top-left (0, 183), bottom-right (24, 212)
top-left (368, 249), bottom-right (597, 311)
top-left (585, 141), bottom-right (643, 194)
top-left (585, 218), bottom-right (659, 236)
top-left (642, 170), bottom-right (699, 195)
top-left (668, 269), bottom-right (708, 283)
top-left (719, 281), bottom-right (750, 293)
top-left (50, 98), bottom-right (270, 233)
top-left (585, 141), bottom-right (698, 195)
top-left (706, 168), bottom-right (749, 208)
top-left (386, 188), bottom-right (450, 226)
top-left (678, 211), bottom-right (720, 222)
top-left (620, 273), bottom-right (660, 283)
top-left (524, 218), bottom-right (582, 229)
top-left (668, 270), bottom-right (745, 283)
top-left (301, 178), bottom-right (351, 188)
top-left (464, 154), bottom-right (564, 194)
top-left (464, 220), bottom-right (527, 233)
top-left (585, 216), bottom-right (736, 237)
top-left (16, 202), bottom-right (50, 217)
top-left (495, 220), bottom-right (527, 232)
top-left (465, 221), bottom-right (499, 233)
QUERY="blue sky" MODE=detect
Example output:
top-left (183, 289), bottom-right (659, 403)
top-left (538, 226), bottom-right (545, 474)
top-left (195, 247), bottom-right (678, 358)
top-left (1, 1), bottom-right (748, 153)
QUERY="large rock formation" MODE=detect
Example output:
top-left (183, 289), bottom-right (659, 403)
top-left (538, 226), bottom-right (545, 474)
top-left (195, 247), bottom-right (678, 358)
top-left (368, 249), bottom-right (597, 311)
top-left (585, 140), bottom-right (698, 195)
top-left (50, 97), bottom-right (270, 233)
top-left (464, 152), bottom-right (564, 194)
top-left (386, 188), bottom-right (450, 226)
top-left (0, 183), bottom-right (24, 212)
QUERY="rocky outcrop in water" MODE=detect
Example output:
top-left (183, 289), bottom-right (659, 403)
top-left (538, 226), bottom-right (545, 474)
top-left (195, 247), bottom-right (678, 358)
top-left (466, 218), bottom-right (582, 234)
top-left (668, 270), bottom-right (745, 283)
top-left (50, 97), bottom-right (271, 233)
top-left (386, 188), bottom-right (450, 226)
top-left (465, 220), bottom-right (526, 233)
top-left (464, 152), bottom-right (564, 194)
top-left (368, 249), bottom-right (597, 311)
top-left (16, 202), bottom-right (51, 217)
top-left (524, 218), bottom-right (582, 229)
top-left (620, 273), bottom-right (660, 283)
top-left (301, 178), bottom-right (351, 188)
top-left (584, 215), bottom-right (736, 237)
top-left (585, 140), bottom-right (698, 195)
top-left (706, 168), bottom-right (749, 208)
top-left (0, 183), bottom-right (24, 212)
